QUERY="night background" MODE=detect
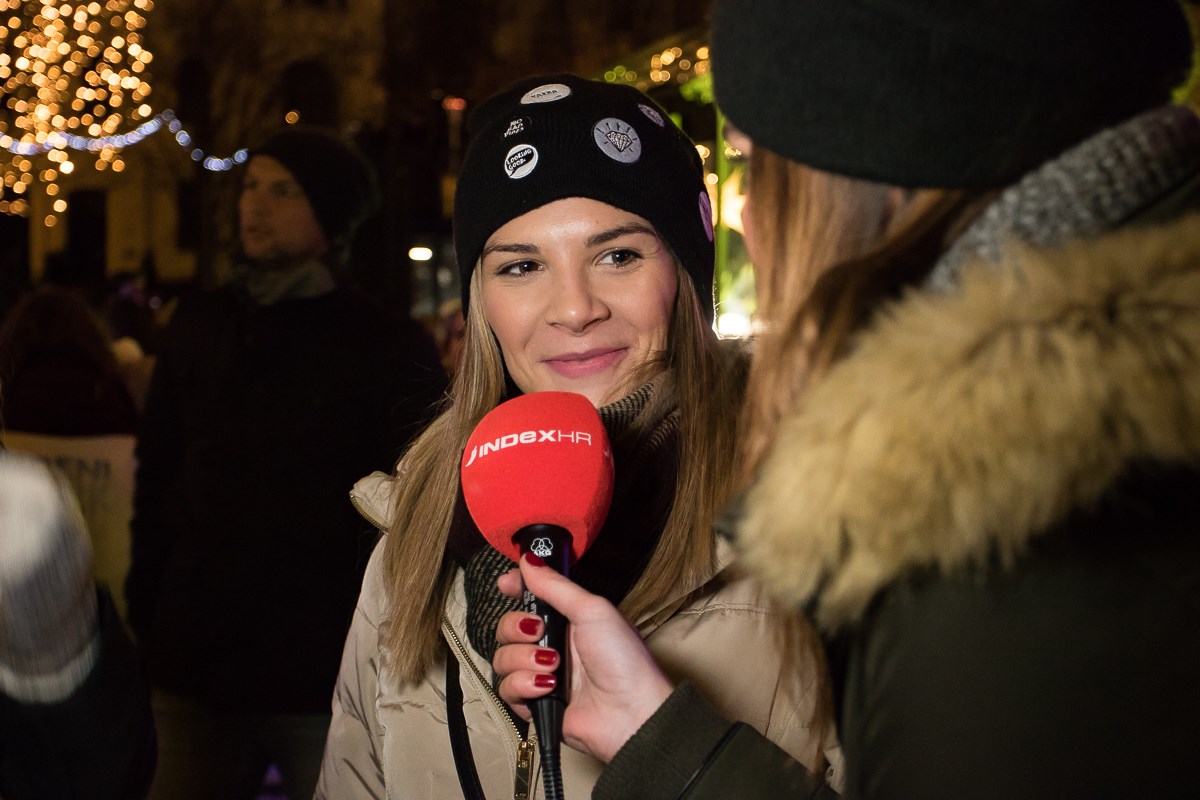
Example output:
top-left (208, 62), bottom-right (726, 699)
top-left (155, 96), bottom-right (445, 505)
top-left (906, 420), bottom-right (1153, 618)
top-left (1, 0), bottom-right (731, 331)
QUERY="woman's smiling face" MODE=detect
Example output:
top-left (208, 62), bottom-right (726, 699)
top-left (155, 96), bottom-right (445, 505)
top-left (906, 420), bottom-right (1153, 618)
top-left (479, 197), bottom-right (678, 408)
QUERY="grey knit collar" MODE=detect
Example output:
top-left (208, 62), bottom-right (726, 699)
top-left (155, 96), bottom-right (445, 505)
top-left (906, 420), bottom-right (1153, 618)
top-left (928, 104), bottom-right (1200, 291)
top-left (229, 257), bottom-right (336, 306)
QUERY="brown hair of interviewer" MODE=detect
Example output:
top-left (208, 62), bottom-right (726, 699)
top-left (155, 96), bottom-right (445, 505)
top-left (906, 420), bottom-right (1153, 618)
top-left (735, 145), bottom-right (995, 743)
top-left (738, 146), bottom-right (995, 485)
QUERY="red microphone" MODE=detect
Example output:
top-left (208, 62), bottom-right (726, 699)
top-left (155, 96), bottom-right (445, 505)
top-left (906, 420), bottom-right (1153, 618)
top-left (462, 391), bottom-right (613, 565)
top-left (461, 391), bottom-right (613, 799)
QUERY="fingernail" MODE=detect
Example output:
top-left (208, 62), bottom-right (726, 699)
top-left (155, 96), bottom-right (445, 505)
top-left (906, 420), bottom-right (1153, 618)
top-left (525, 552), bottom-right (547, 568)
top-left (534, 648), bottom-right (557, 666)
top-left (518, 617), bottom-right (541, 636)
top-left (534, 674), bottom-right (556, 689)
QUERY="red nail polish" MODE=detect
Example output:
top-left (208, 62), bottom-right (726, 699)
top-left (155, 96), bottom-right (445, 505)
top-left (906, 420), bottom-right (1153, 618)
top-left (534, 674), bottom-right (556, 689)
top-left (518, 617), bottom-right (541, 636)
top-left (534, 648), bottom-right (557, 666)
top-left (525, 552), bottom-right (546, 568)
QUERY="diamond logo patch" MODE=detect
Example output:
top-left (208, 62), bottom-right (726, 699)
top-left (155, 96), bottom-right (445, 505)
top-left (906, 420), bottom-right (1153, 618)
top-left (593, 118), bottom-right (641, 164)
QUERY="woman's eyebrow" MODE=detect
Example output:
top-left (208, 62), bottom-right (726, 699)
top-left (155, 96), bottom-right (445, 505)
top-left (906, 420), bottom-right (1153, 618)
top-left (585, 223), bottom-right (657, 248)
top-left (481, 241), bottom-right (540, 257)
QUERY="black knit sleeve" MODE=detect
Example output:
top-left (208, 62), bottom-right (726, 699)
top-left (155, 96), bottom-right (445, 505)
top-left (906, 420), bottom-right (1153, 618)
top-left (594, 682), bottom-right (834, 800)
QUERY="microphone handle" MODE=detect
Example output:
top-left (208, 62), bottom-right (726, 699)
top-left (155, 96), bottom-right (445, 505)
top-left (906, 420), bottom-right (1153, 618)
top-left (514, 524), bottom-right (572, 799)
top-left (514, 523), bottom-right (572, 711)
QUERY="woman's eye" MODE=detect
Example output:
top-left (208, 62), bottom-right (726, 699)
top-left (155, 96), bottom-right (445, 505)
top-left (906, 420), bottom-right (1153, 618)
top-left (599, 249), bottom-right (640, 267)
top-left (497, 260), bottom-right (539, 277)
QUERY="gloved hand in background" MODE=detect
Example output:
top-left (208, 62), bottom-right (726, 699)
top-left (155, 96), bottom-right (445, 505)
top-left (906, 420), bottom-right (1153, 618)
top-left (0, 451), bottom-right (100, 703)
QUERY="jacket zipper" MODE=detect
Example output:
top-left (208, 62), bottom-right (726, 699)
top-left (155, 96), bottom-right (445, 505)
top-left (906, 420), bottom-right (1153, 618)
top-left (444, 620), bottom-right (538, 800)
top-left (348, 489), bottom-right (389, 531)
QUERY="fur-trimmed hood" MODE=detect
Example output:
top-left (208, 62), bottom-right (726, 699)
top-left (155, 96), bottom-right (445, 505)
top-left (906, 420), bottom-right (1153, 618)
top-left (737, 213), bottom-right (1200, 631)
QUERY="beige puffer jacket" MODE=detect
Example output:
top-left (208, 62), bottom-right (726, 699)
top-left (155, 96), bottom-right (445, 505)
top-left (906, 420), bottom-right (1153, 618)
top-left (316, 471), bottom-right (838, 799)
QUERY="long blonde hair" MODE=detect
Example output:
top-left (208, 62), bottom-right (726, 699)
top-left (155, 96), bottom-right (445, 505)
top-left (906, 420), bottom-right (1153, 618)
top-left (379, 264), bottom-right (745, 684)
top-left (740, 146), bottom-right (994, 482)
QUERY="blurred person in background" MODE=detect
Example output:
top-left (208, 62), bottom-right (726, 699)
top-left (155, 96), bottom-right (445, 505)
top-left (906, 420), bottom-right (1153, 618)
top-left (126, 125), bottom-right (446, 800)
top-left (0, 286), bottom-right (140, 618)
top-left (0, 448), bottom-right (155, 798)
top-left (0, 286), bottom-right (138, 437)
top-left (492, 1), bottom-right (1200, 798)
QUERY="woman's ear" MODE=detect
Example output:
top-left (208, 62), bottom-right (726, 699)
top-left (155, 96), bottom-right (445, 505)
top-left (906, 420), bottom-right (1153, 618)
top-left (883, 187), bottom-right (918, 234)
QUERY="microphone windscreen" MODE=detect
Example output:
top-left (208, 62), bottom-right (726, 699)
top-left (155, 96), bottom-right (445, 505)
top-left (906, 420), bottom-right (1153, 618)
top-left (461, 392), bottom-right (613, 563)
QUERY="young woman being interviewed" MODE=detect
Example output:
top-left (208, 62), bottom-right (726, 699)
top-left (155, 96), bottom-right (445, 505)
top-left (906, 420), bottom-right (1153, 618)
top-left (493, 1), bottom-right (1200, 798)
top-left (315, 74), bottom-right (839, 799)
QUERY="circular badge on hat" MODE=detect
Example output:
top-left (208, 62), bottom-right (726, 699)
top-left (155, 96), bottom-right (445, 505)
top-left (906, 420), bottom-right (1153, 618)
top-left (504, 144), bottom-right (539, 179)
top-left (520, 83), bottom-right (572, 104)
top-left (638, 103), bottom-right (665, 127)
top-left (504, 117), bottom-right (531, 138)
top-left (699, 190), bottom-right (714, 242)
top-left (593, 118), bottom-right (641, 164)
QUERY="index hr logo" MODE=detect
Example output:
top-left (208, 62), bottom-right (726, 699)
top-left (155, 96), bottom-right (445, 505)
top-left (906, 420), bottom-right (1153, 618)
top-left (464, 429), bottom-right (594, 467)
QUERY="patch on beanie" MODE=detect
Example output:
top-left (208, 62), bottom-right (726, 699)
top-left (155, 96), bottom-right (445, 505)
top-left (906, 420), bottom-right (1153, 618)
top-left (698, 191), bottom-right (714, 242)
top-left (504, 144), bottom-right (539, 179)
top-left (520, 83), bottom-right (572, 104)
top-left (638, 103), bottom-right (665, 127)
top-left (593, 118), bottom-right (641, 164)
top-left (504, 117), bottom-right (530, 138)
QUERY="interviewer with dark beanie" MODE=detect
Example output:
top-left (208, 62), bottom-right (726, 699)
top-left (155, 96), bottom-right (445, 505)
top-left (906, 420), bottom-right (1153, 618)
top-left (491, 1), bottom-right (1200, 798)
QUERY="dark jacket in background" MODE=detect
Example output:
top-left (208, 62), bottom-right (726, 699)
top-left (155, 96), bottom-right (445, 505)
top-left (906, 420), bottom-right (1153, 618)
top-left (125, 284), bottom-right (445, 714)
top-left (596, 106), bottom-right (1200, 800)
top-left (0, 591), bottom-right (156, 800)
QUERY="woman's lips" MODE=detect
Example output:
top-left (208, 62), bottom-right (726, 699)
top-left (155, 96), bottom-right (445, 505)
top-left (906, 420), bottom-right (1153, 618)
top-left (543, 347), bottom-right (627, 378)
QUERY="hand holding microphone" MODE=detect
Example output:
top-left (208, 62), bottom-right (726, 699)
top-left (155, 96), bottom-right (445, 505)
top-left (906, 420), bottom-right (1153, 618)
top-left (461, 392), bottom-right (616, 797)
top-left (493, 559), bottom-right (675, 764)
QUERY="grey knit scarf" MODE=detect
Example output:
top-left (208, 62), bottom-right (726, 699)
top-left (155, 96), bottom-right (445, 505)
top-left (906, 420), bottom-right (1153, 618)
top-left (928, 104), bottom-right (1200, 290)
top-left (228, 258), bottom-right (336, 306)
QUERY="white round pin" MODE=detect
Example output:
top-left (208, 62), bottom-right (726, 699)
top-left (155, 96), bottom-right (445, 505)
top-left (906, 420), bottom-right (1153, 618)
top-left (593, 118), bottom-right (642, 164)
top-left (504, 144), bottom-right (539, 179)
top-left (520, 83), bottom-right (572, 104)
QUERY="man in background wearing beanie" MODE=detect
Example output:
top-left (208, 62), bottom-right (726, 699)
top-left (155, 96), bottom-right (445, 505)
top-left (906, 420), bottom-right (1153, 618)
top-left (126, 126), bottom-right (446, 800)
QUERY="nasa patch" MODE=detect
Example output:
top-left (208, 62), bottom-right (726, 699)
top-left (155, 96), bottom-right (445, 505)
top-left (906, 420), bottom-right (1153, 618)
top-left (593, 118), bottom-right (641, 164)
top-left (504, 144), bottom-right (539, 179)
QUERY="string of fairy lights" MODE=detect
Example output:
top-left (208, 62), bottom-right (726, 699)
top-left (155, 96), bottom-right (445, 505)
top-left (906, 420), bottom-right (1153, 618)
top-left (0, 1), bottom-right (329, 224)
top-left (1, 0), bottom-right (157, 221)
top-left (0, 0), bottom-right (248, 223)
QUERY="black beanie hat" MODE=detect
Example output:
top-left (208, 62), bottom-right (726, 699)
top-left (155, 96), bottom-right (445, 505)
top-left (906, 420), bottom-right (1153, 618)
top-left (712, 0), bottom-right (1195, 189)
top-left (453, 74), bottom-right (716, 323)
top-left (249, 126), bottom-right (380, 249)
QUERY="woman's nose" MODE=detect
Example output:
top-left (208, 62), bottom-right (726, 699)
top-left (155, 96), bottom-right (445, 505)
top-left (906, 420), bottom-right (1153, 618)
top-left (546, 272), bottom-right (609, 332)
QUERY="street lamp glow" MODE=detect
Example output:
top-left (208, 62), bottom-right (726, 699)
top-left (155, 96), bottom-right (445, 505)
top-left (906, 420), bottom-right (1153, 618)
top-left (408, 246), bottom-right (433, 261)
